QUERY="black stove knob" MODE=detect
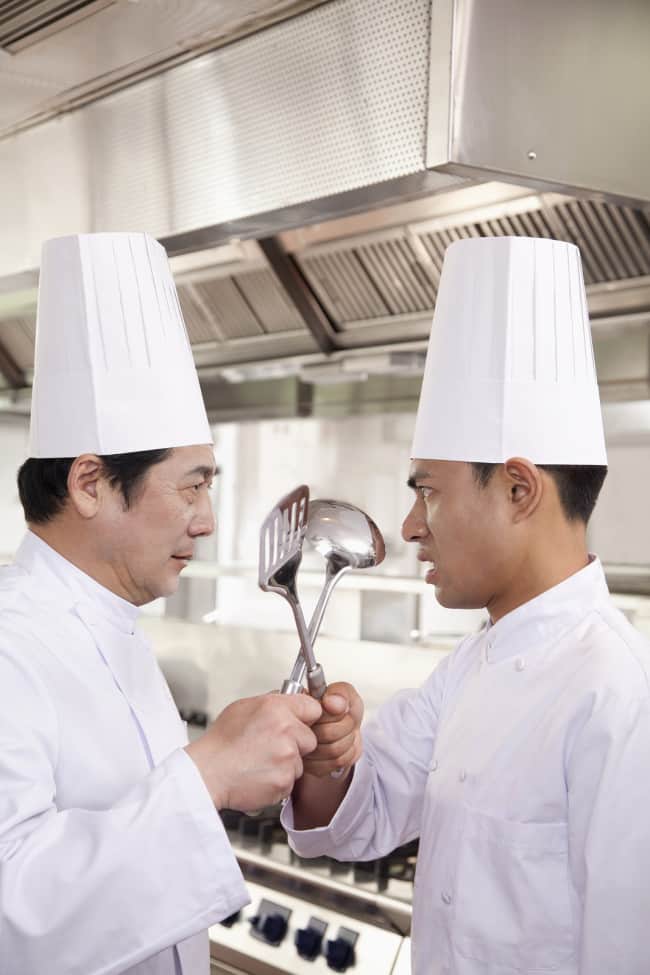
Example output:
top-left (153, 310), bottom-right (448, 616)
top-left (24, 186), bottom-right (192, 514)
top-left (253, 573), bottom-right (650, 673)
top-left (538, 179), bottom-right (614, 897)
top-left (325, 937), bottom-right (356, 971)
top-left (295, 926), bottom-right (324, 960)
top-left (220, 911), bottom-right (241, 928)
top-left (250, 912), bottom-right (288, 945)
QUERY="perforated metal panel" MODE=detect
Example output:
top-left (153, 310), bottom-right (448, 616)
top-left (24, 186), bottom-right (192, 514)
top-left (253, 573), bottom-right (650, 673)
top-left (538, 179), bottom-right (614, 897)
top-left (0, 0), bottom-right (436, 277)
top-left (91, 0), bottom-right (431, 233)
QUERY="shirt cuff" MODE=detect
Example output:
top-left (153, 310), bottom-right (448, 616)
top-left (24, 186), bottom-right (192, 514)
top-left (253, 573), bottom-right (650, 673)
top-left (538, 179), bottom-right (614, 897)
top-left (281, 757), bottom-right (374, 859)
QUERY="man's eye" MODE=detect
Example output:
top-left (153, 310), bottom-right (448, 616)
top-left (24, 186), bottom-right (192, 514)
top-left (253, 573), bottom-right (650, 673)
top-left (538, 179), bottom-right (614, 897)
top-left (418, 486), bottom-right (433, 499)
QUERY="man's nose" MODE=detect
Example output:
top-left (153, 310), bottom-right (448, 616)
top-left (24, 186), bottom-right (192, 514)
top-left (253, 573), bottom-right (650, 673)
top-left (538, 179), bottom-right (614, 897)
top-left (402, 501), bottom-right (427, 543)
top-left (190, 494), bottom-right (216, 537)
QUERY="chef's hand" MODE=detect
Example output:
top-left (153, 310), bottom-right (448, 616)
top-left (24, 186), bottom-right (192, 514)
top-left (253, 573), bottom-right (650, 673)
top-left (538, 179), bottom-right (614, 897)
top-left (301, 681), bottom-right (364, 779)
top-left (185, 693), bottom-right (322, 812)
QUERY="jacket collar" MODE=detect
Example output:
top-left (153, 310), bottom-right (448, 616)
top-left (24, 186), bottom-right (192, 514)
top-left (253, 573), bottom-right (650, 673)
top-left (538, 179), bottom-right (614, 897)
top-left (482, 556), bottom-right (610, 664)
top-left (13, 531), bottom-right (141, 635)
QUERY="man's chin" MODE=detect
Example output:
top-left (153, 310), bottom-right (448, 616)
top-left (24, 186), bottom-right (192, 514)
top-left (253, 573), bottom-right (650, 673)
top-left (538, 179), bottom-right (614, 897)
top-left (433, 584), bottom-right (455, 608)
top-left (150, 575), bottom-right (181, 600)
top-left (433, 584), bottom-right (483, 611)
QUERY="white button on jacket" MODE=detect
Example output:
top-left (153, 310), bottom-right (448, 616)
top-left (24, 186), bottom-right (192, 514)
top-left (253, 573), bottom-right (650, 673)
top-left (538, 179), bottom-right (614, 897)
top-left (284, 558), bottom-right (650, 974)
top-left (0, 533), bottom-right (249, 974)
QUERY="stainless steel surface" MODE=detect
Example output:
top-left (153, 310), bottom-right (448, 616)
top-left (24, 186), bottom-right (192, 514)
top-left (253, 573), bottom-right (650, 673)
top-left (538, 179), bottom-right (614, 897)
top-left (210, 878), bottom-right (404, 975)
top-left (0, 0), bottom-right (452, 279)
top-left (294, 197), bottom-right (650, 332)
top-left (429, 0), bottom-right (650, 204)
top-left (288, 500), bottom-right (387, 689)
top-left (232, 846), bottom-right (412, 930)
top-left (1, 0), bottom-right (647, 290)
top-left (209, 809), bottom-right (414, 973)
top-left (2, 190), bottom-right (647, 382)
top-left (0, 1), bottom-right (327, 132)
top-left (0, 0), bottom-right (647, 397)
top-left (258, 484), bottom-right (327, 699)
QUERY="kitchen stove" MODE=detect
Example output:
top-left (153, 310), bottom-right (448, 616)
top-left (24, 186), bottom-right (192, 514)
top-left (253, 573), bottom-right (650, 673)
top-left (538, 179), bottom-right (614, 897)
top-left (209, 808), bottom-right (415, 975)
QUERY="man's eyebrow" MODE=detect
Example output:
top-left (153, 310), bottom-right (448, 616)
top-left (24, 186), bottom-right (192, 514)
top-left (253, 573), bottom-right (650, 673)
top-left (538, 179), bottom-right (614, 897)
top-left (407, 469), bottom-right (435, 489)
top-left (185, 465), bottom-right (219, 479)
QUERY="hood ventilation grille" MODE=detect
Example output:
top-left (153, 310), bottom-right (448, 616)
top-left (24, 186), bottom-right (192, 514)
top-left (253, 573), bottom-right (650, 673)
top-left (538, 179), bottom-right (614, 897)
top-left (297, 200), bottom-right (650, 329)
top-left (0, 199), bottom-right (647, 373)
top-left (0, 0), bottom-right (111, 52)
top-left (177, 269), bottom-right (308, 346)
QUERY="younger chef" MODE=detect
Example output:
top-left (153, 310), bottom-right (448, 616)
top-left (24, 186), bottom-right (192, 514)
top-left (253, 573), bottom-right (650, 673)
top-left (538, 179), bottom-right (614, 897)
top-left (285, 236), bottom-right (650, 975)
top-left (0, 233), bottom-right (321, 975)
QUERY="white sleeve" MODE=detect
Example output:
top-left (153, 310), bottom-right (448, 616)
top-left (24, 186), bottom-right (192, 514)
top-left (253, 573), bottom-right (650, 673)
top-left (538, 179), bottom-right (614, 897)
top-left (0, 650), bottom-right (249, 975)
top-left (283, 654), bottom-right (451, 861)
top-left (566, 692), bottom-right (650, 975)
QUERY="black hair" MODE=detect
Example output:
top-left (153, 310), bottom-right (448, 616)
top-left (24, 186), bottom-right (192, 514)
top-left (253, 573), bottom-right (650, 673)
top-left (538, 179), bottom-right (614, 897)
top-left (17, 449), bottom-right (172, 524)
top-left (471, 463), bottom-right (608, 523)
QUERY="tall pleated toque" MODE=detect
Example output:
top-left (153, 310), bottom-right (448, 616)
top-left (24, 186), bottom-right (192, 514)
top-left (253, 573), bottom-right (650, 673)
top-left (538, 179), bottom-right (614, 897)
top-left (411, 236), bottom-right (607, 464)
top-left (30, 233), bottom-right (211, 458)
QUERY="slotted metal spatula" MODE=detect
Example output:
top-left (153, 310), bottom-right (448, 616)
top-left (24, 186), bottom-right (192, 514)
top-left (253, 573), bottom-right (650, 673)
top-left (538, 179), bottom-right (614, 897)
top-left (258, 485), bottom-right (327, 700)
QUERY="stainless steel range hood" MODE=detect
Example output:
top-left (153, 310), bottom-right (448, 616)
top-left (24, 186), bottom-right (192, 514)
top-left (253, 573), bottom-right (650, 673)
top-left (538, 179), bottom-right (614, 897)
top-left (0, 0), bottom-right (648, 408)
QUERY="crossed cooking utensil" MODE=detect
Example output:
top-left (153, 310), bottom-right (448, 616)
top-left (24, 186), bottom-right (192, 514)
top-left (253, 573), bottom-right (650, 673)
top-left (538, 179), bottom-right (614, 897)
top-left (258, 485), bottom-right (386, 702)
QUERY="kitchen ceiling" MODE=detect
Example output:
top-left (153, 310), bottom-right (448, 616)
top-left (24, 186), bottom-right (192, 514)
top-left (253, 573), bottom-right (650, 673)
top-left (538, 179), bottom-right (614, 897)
top-left (0, 0), bottom-right (648, 416)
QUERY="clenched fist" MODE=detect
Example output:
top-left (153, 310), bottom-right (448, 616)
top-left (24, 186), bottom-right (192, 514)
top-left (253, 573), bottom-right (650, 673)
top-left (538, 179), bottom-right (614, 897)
top-left (302, 681), bottom-right (364, 778)
top-left (185, 693), bottom-right (322, 812)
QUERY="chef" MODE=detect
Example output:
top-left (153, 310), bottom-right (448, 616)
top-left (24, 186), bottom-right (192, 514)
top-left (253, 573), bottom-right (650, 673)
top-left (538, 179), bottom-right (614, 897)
top-left (284, 236), bottom-right (650, 974)
top-left (0, 232), bottom-right (321, 975)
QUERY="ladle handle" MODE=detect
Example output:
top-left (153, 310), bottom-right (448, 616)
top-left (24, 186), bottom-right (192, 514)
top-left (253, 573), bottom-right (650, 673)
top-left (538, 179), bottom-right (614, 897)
top-left (282, 565), bottom-right (352, 780)
top-left (285, 564), bottom-right (351, 691)
top-left (307, 564), bottom-right (350, 647)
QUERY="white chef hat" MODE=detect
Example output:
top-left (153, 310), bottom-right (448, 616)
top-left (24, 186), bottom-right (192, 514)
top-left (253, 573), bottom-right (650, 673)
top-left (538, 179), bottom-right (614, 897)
top-left (411, 236), bottom-right (607, 465)
top-left (29, 232), bottom-right (212, 458)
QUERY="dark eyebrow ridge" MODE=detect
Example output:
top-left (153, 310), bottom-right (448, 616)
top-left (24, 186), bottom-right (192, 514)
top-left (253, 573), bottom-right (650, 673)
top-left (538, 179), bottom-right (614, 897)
top-left (186, 464), bottom-right (219, 479)
top-left (407, 469), bottom-right (435, 490)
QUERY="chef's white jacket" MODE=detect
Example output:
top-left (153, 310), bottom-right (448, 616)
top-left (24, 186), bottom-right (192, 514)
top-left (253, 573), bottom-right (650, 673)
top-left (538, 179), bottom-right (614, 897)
top-left (0, 532), bottom-right (249, 975)
top-left (284, 558), bottom-right (650, 974)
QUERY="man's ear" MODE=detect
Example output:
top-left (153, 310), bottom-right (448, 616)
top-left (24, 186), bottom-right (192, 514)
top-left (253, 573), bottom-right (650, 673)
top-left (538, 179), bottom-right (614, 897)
top-left (66, 455), bottom-right (105, 520)
top-left (503, 457), bottom-right (543, 523)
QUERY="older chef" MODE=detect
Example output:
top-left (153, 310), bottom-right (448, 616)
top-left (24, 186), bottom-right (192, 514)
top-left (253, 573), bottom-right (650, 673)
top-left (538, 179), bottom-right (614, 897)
top-left (285, 236), bottom-right (650, 974)
top-left (0, 233), bottom-right (321, 975)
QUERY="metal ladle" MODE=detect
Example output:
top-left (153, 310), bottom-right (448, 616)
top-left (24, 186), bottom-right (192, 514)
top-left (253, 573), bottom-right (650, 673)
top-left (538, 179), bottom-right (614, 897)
top-left (282, 499), bottom-right (386, 693)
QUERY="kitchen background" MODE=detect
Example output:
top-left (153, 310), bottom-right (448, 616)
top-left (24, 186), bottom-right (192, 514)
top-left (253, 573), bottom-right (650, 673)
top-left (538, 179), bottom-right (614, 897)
top-left (0, 0), bottom-right (648, 972)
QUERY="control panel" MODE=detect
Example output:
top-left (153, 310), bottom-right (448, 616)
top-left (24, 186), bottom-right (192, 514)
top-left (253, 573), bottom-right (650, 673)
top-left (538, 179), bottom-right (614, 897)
top-left (209, 879), bottom-right (403, 975)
